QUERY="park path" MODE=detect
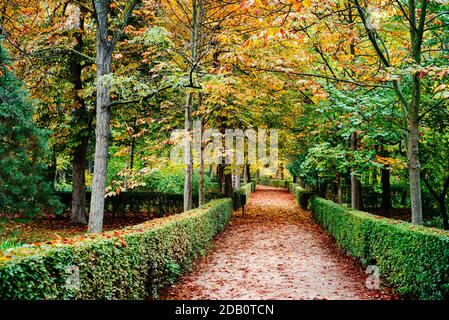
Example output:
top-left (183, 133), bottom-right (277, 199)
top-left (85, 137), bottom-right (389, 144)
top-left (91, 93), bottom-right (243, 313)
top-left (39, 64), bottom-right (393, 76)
top-left (161, 186), bottom-right (398, 300)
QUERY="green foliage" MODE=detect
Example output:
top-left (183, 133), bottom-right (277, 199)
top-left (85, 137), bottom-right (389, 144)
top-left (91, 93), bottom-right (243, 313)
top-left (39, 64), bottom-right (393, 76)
top-left (287, 182), bottom-right (297, 192)
top-left (257, 179), bottom-right (289, 188)
top-left (0, 198), bottom-right (233, 299)
top-left (300, 143), bottom-right (352, 178)
top-left (419, 108), bottom-right (449, 222)
top-left (311, 197), bottom-right (449, 300)
top-left (424, 217), bottom-right (445, 230)
top-left (233, 182), bottom-right (255, 209)
top-left (143, 165), bottom-right (215, 194)
top-left (295, 86), bottom-right (400, 182)
top-left (0, 239), bottom-right (22, 252)
top-left (291, 185), bottom-right (314, 209)
top-left (239, 182), bottom-right (253, 198)
top-left (0, 45), bottom-right (61, 217)
top-left (286, 159), bottom-right (301, 178)
top-left (54, 191), bottom-right (224, 216)
top-left (0, 220), bottom-right (23, 251)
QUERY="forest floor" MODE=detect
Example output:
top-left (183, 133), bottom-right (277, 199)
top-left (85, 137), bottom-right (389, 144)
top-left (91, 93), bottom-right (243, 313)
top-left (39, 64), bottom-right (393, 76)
top-left (160, 185), bottom-right (400, 300)
top-left (0, 215), bottom-right (149, 252)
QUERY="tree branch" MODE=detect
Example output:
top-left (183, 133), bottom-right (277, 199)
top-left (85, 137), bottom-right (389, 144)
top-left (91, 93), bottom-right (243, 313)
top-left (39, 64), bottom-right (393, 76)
top-left (109, 85), bottom-right (173, 107)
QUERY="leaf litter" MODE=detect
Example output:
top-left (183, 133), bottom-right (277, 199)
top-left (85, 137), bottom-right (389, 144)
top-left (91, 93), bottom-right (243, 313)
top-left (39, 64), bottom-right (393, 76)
top-left (160, 186), bottom-right (400, 300)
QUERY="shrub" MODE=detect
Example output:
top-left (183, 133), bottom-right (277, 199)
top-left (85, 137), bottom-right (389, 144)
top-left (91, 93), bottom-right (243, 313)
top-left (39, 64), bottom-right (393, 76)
top-left (292, 186), bottom-right (314, 209)
top-left (0, 45), bottom-right (62, 217)
top-left (0, 199), bottom-right (233, 300)
top-left (287, 182), bottom-right (297, 192)
top-left (257, 179), bottom-right (289, 188)
top-left (53, 191), bottom-right (223, 217)
top-left (141, 165), bottom-right (216, 194)
top-left (233, 183), bottom-right (254, 209)
top-left (311, 196), bottom-right (449, 300)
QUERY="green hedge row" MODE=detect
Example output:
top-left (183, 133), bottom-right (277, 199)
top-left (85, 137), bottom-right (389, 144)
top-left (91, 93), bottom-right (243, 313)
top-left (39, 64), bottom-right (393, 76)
top-left (311, 196), bottom-right (449, 300)
top-left (251, 180), bottom-right (256, 192)
top-left (54, 191), bottom-right (223, 217)
top-left (0, 199), bottom-right (233, 300)
top-left (233, 182), bottom-right (255, 209)
top-left (257, 179), bottom-right (289, 188)
top-left (287, 182), bottom-right (298, 192)
top-left (290, 185), bottom-right (314, 209)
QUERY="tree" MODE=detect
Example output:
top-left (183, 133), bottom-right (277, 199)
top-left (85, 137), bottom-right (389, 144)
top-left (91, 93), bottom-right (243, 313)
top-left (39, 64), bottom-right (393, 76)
top-left (350, 0), bottom-right (426, 223)
top-left (420, 108), bottom-right (449, 230)
top-left (0, 43), bottom-right (60, 216)
top-left (66, 3), bottom-right (93, 224)
top-left (239, 0), bottom-right (449, 224)
top-left (1, 1), bottom-right (96, 224)
top-left (88, 0), bottom-right (139, 233)
top-left (162, 0), bottom-right (245, 209)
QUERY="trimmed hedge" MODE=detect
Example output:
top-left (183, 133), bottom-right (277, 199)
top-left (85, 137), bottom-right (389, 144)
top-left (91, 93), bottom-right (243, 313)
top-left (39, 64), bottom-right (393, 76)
top-left (54, 191), bottom-right (223, 217)
top-left (287, 182), bottom-right (297, 192)
top-left (233, 182), bottom-right (255, 209)
top-left (251, 180), bottom-right (256, 192)
top-left (257, 179), bottom-right (289, 188)
top-left (311, 196), bottom-right (449, 300)
top-left (0, 199), bottom-right (233, 300)
top-left (292, 185), bottom-right (314, 209)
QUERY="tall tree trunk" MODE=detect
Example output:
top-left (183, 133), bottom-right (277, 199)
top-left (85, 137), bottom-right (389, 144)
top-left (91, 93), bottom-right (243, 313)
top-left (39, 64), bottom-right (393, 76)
top-left (407, 0), bottom-right (426, 225)
top-left (183, 0), bottom-right (201, 210)
top-left (124, 127), bottom-right (136, 193)
top-left (371, 168), bottom-right (377, 186)
top-left (199, 146), bottom-right (205, 206)
top-left (217, 117), bottom-right (226, 193)
top-left (130, 137), bottom-right (135, 170)
top-left (422, 176), bottom-right (449, 230)
top-left (401, 188), bottom-right (407, 206)
top-left (47, 148), bottom-right (57, 187)
top-left (184, 92), bottom-right (193, 211)
top-left (279, 163), bottom-right (284, 180)
top-left (87, 0), bottom-right (138, 233)
top-left (88, 1), bottom-right (113, 233)
top-left (71, 135), bottom-right (88, 224)
top-left (243, 164), bottom-right (248, 184)
top-left (234, 168), bottom-right (241, 190)
top-left (217, 164), bottom-right (224, 193)
top-left (439, 199), bottom-right (449, 231)
top-left (198, 124), bottom-right (205, 206)
top-left (197, 93), bottom-right (205, 206)
top-left (337, 175), bottom-right (343, 205)
top-left (245, 164), bottom-right (251, 183)
top-left (351, 132), bottom-right (361, 210)
top-left (224, 167), bottom-right (233, 197)
top-left (354, 0), bottom-right (426, 224)
top-left (381, 166), bottom-right (392, 210)
top-left (408, 89), bottom-right (423, 224)
top-left (69, 8), bottom-right (89, 224)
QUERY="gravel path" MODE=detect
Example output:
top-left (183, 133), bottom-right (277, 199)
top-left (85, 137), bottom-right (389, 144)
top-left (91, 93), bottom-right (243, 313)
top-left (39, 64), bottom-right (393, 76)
top-left (161, 186), bottom-right (398, 300)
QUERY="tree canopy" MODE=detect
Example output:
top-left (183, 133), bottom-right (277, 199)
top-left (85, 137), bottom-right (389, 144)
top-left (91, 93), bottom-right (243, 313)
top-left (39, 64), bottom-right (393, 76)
top-left (1, 0), bottom-right (448, 231)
